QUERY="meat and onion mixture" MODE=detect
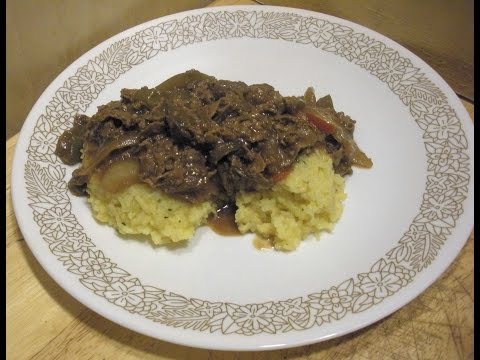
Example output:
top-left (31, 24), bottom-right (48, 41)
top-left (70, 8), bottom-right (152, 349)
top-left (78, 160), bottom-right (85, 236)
top-left (55, 70), bottom-right (372, 206)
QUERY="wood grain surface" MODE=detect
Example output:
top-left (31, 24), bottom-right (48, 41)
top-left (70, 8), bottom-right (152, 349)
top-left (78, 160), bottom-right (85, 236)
top-left (6, 1), bottom-right (474, 359)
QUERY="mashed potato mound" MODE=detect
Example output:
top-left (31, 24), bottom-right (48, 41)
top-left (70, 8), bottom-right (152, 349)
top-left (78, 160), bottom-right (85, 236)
top-left (235, 149), bottom-right (346, 251)
top-left (87, 176), bottom-right (215, 245)
top-left (87, 148), bottom-right (345, 249)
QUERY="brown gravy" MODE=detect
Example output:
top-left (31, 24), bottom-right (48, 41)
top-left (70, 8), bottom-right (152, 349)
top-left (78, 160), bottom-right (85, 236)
top-left (207, 203), bottom-right (241, 236)
top-left (208, 205), bottom-right (275, 250)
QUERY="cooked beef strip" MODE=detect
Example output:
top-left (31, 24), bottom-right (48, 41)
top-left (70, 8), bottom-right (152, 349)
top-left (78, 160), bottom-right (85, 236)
top-left (55, 69), bottom-right (372, 204)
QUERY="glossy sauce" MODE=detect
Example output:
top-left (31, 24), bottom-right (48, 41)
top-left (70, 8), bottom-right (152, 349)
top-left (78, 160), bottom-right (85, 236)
top-left (207, 203), bottom-right (241, 236)
top-left (208, 205), bottom-right (275, 250)
top-left (99, 158), bottom-right (140, 193)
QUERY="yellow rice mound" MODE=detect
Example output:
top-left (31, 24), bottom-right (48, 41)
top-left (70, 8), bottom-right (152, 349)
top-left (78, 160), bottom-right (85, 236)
top-left (87, 178), bottom-right (215, 245)
top-left (87, 148), bottom-right (345, 249)
top-left (235, 149), bottom-right (346, 250)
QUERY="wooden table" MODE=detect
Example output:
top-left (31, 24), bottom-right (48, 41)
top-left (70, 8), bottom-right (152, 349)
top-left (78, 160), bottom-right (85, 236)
top-left (6, 1), bottom-right (473, 359)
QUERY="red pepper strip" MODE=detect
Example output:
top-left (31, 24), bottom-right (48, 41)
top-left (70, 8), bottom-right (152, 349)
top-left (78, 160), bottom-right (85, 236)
top-left (272, 167), bottom-right (291, 182)
top-left (305, 111), bottom-right (335, 134)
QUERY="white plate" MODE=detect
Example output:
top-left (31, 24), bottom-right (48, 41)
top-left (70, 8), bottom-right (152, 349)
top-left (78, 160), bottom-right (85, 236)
top-left (11, 5), bottom-right (474, 351)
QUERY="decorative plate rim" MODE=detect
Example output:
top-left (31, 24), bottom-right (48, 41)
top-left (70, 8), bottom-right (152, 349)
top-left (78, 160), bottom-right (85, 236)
top-left (11, 5), bottom-right (474, 351)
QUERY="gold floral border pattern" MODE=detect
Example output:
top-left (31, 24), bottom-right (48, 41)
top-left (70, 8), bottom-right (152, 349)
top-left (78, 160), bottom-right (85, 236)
top-left (23, 10), bottom-right (470, 335)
